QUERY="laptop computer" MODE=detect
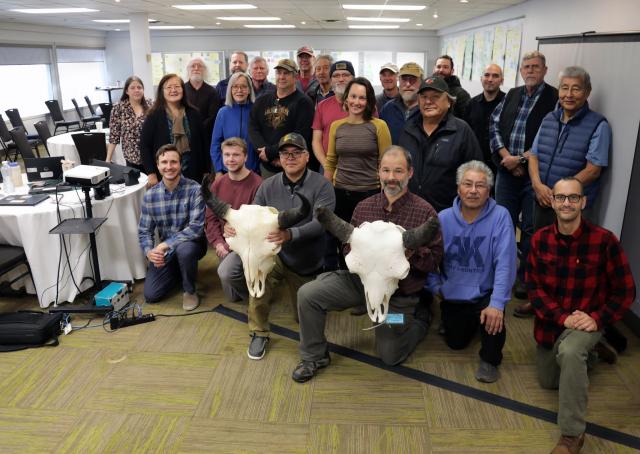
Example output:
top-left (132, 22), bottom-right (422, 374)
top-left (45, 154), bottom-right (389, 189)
top-left (24, 157), bottom-right (63, 183)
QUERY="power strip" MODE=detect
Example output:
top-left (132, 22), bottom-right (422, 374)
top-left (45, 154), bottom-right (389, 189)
top-left (109, 313), bottom-right (155, 330)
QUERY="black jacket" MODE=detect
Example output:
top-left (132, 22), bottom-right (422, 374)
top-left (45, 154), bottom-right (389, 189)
top-left (399, 113), bottom-right (483, 212)
top-left (140, 106), bottom-right (209, 183)
top-left (464, 90), bottom-right (506, 171)
top-left (444, 75), bottom-right (471, 119)
top-left (184, 81), bottom-right (221, 152)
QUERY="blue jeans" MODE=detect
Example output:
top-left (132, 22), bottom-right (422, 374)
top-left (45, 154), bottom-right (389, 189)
top-left (495, 169), bottom-right (533, 281)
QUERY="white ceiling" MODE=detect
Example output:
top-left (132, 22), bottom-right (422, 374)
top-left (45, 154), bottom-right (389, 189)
top-left (0, 0), bottom-right (525, 32)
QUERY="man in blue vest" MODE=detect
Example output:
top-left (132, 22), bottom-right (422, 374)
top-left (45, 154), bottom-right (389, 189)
top-left (528, 66), bottom-right (610, 233)
top-left (489, 51), bottom-right (558, 312)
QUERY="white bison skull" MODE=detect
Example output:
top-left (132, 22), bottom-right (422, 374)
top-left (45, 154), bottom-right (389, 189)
top-left (202, 177), bottom-right (310, 298)
top-left (316, 207), bottom-right (440, 323)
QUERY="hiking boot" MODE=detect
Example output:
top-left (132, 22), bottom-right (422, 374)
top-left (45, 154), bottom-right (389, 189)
top-left (551, 433), bottom-right (585, 454)
top-left (292, 353), bottom-right (331, 383)
top-left (513, 301), bottom-right (534, 318)
top-left (475, 360), bottom-right (499, 383)
top-left (247, 334), bottom-right (269, 360)
top-left (182, 292), bottom-right (200, 311)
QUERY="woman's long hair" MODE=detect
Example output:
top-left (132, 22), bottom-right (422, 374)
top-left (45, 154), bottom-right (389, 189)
top-left (342, 77), bottom-right (376, 121)
top-left (149, 73), bottom-right (190, 115)
top-left (120, 75), bottom-right (149, 112)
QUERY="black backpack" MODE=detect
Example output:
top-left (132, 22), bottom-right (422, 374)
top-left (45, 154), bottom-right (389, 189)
top-left (0, 311), bottom-right (63, 352)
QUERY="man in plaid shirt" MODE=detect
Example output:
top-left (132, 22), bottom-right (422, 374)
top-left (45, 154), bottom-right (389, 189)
top-left (527, 177), bottom-right (635, 454)
top-left (138, 144), bottom-right (206, 311)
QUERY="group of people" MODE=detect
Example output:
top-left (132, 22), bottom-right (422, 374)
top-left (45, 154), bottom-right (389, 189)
top-left (121, 47), bottom-right (635, 454)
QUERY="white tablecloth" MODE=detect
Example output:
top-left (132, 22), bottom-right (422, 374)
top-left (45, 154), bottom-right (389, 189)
top-left (0, 175), bottom-right (148, 307)
top-left (47, 129), bottom-right (126, 166)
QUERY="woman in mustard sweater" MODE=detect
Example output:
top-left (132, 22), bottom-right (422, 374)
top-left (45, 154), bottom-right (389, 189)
top-left (324, 77), bottom-right (392, 221)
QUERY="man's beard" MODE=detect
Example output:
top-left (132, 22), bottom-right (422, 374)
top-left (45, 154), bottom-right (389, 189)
top-left (382, 178), bottom-right (407, 196)
top-left (333, 84), bottom-right (346, 97)
top-left (190, 74), bottom-right (203, 83)
top-left (401, 91), bottom-right (417, 104)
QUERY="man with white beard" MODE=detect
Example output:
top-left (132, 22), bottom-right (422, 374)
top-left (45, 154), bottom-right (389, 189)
top-left (380, 62), bottom-right (424, 144)
top-left (184, 57), bottom-right (222, 152)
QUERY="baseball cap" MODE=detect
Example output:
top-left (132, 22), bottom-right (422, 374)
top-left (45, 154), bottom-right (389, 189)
top-left (278, 133), bottom-right (308, 151)
top-left (330, 60), bottom-right (355, 77)
top-left (274, 58), bottom-right (298, 73)
top-left (398, 62), bottom-right (424, 79)
top-left (418, 76), bottom-right (450, 94)
top-left (379, 63), bottom-right (399, 74)
top-left (296, 46), bottom-right (314, 57)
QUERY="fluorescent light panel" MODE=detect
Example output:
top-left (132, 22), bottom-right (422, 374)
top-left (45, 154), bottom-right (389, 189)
top-left (349, 25), bottom-right (400, 29)
top-left (244, 24), bottom-right (295, 28)
top-left (217, 17), bottom-right (280, 21)
top-left (172, 4), bottom-right (256, 10)
top-left (93, 19), bottom-right (156, 23)
top-left (11, 8), bottom-right (98, 14)
top-left (343, 4), bottom-right (425, 11)
top-left (347, 17), bottom-right (410, 22)
top-left (150, 25), bottom-right (194, 29)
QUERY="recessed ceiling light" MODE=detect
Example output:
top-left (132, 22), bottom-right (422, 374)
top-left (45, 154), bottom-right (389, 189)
top-left (349, 25), bottom-right (400, 29)
top-left (216, 22), bottom-right (221, 25)
top-left (343, 4), bottom-right (425, 11)
top-left (173, 4), bottom-right (257, 10)
top-left (115, 28), bottom-right (121, 31)
top-left (244, 24), bottom-right (295, 28)
top-left (416, 23), bottom-right (423, 26)
top-left (347, 17), bottom-right (409, 22)
top-left (149, 25), bottom-right (195, 29)
top-left (300, 21), bottom-right (306, 25)
top-left (11, 8), bottom-right (99, 14)
top-left (460, 0), bottom-right (469, 3)
top-left (217, 16), bottom-right (280, 21)
top-left (93, 18), bottom-right (156, 23)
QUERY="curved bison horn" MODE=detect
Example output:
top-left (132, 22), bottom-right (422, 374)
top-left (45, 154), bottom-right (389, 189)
top-left (278, 192), bottom-right (311, 229)
top-left (315, 206), bottom-right (354, 244)
top-left (201, 175), bottom-right (230, 219)
top-left (402, 216), bottom-right (440, 250)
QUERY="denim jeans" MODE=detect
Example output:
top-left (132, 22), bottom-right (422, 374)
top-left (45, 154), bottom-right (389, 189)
top-left (495, 168), bottom-right (533, 281)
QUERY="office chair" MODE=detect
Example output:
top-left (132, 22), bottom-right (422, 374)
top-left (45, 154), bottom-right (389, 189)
top-left (71, 132), bottom-right (107, 164)
top-left (44, 100), bottom-right (81, 135)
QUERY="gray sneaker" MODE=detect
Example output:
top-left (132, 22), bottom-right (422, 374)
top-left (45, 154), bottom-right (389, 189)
top-left (247, 334), bottom-right (269, 360)
top-left (475, 360), bottom-right (498, 383)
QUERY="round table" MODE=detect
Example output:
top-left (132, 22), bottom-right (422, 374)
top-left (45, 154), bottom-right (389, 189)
top-left (47, 129), bottom-right (126, 166)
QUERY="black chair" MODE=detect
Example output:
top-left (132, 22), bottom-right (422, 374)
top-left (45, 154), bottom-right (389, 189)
top-left (0, 113), bottom-right (18, 161)
top-left (98, 103), bottom-right (112, 128)
top-left (71, 98), bottom-right (101, 129)
top-left (44, 100), bottom-right (81, 135)
top-left (0, 245), bottom-right (35, 298)
top-left (34, 121), bottom-right (52, 156)
top-left (4, 108), bottom-right (39, 142)
top-left (9, 127), bottom-right (37, 159)
top-left (71, 132), bottom-right (107, 164)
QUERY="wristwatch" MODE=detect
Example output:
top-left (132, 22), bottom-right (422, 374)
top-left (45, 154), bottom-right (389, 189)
top-left (518, 152), bottom-right (527, 165)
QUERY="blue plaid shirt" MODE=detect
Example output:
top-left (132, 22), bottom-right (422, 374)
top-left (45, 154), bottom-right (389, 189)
top-left (138, 176), bottom-right (205, 255)
top-left (490, 82), bottom-right (546, 156)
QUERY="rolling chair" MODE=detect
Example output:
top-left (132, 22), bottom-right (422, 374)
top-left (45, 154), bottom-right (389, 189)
top-left (44, 100), bottom-right (81, 135)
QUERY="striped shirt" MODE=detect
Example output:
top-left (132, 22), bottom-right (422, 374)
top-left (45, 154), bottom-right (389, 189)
top-left (138, 176), bottom-right (205, 255)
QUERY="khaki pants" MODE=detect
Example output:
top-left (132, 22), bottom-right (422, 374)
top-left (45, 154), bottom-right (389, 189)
top-left (536, 329), bottom-right (601, 436)
top-left (248, 255), bottom-right (315, 336)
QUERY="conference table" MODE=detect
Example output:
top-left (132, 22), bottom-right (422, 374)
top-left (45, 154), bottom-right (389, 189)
top-left (0, 174), bottom-right (148, 307)
top-left (47, 129), bottom-right (126, 166)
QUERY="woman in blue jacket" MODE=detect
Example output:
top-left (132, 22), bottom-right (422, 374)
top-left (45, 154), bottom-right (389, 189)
top-left (210, 72), bottom-right (258, 176)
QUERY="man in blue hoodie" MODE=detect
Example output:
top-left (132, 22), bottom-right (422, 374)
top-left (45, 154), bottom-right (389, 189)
top-left (427, 160), bottom-right (517, 383)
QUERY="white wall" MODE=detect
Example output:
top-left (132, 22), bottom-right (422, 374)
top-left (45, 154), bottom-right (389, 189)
top-left (438, 0), bottom-right (640, 97)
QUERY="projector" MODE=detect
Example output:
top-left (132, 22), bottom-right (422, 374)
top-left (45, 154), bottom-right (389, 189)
top-left (64, 165), bottom-right (110, 186)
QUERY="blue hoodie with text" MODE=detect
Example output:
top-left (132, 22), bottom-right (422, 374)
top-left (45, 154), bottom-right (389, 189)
top-left (426, 196), bottom-right (516, 311)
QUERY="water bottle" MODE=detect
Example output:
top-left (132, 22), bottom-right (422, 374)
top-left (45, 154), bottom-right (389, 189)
top-left (1, 162), bottom-right (14, 194)
top-left (9, 162), bottom-right (23, 187)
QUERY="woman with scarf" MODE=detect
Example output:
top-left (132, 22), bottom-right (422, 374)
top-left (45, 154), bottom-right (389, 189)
top-left (140, 73), bottom-right (208, 186)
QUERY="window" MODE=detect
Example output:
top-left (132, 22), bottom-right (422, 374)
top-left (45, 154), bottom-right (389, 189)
top-left (363, 51), bottom-right (393, 84)
top-left (0, 46), bottom-right (53, 117)
top-left (56, 48), bottom-right (108, 110)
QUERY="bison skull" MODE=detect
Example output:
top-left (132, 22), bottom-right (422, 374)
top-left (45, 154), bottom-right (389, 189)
top-left (317, 207), bottom-right (440, 323)
top-left (202, 177), bottom-right (310, 298)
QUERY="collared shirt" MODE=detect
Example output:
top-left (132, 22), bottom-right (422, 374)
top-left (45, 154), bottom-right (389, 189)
top-left (490, 82), bottom-right (546, 155)
top-left (526, 220), bottom-right (636, 349)
top-left (350, 192), bottom-right (443, 295)
top-left (108, 98), bottom-right (152, 165)
top-left (138, 176), bottom-right (205, 255)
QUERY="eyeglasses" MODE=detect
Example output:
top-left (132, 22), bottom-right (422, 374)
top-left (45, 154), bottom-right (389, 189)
top-left (279, 150), bottom-right (306, 159)
top-left (553, 193), bottom-right (582, 203)
top-left (163, 85), bottom-right (182, 92)
top-left (231, 85), bottom-right (249, 91)
top-left (461, 181), bottom-right (489, 191)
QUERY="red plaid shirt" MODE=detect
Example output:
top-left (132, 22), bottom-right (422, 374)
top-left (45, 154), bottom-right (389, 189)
top-left (526, 220), bottom-right (636, 348)
top-left (350, 191), bottom-right (443, 295)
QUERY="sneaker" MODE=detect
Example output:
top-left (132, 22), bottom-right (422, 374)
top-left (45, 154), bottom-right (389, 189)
top-left (551, 433), bottom-right (585, 454)
top-left (182, 292), bottom-right (200, 311)
top-left (247, 334), bottom-right (269, 360)
top-left (513, 301), bottom-right (534, 318)
top-left (292, 353), bottom-right (331, 383)
top-left (475, 360), bottom-right (499, 383)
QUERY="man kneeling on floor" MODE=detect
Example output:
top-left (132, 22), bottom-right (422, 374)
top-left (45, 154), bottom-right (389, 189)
top-left (527, 177), bottom-right (635, 454)
top-left (221, 133), bottom-right (335, 360)
top-left (292, 146), bottom-right (443, 383)
top-left (138, 144), bottom-right (207, 311)
top-left (426, 160), bottom-right (516, 383)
